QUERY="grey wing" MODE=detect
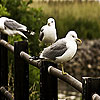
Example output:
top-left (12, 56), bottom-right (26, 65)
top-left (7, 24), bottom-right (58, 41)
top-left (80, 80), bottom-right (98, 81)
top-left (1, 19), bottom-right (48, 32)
top-left (39, 28), bottom-right (44, 41)
top-left (4, 20), bottom-right (26, 31)
top-left (42, 39), bottom-right (67, 60)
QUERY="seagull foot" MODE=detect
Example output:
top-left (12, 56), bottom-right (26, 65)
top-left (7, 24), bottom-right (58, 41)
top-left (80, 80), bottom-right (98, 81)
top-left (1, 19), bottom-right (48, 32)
top-left (62, 71), bottom-right (68, 75)
top-left (60, 64), bottom-right (68, 75)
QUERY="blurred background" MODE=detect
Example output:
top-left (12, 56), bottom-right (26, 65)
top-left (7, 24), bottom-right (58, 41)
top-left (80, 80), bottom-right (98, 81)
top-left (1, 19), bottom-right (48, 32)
top-left (0, 0), bottom-right (100, 99)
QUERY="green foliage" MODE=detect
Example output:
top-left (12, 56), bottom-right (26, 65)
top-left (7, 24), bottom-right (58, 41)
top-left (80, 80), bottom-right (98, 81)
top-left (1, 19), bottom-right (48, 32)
top-left (32, 2), bottom-right (100, 39)
top-left (1, 0), bottom-right (45, 99)
top-left (72, 18), bottom-right (100, 39)
top-left (2, 0), bottom-right (45, 55)
top-left (0, 4), bottom-right (10, 16)
top-left (29, 65), bottom-right (40, 100)
top-left (56, 16), bottom-right (100, 39)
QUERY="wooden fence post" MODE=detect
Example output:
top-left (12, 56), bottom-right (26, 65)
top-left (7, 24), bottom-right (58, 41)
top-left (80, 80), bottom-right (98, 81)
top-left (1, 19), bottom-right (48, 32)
top-left (40, 61), bottom-right (58, 100)
top-left (14, 41), bottom-right (29, 100)
top-left (82, 77), bottom-right (100, 100)
top-left (0, 33), bottom-right (8, 100)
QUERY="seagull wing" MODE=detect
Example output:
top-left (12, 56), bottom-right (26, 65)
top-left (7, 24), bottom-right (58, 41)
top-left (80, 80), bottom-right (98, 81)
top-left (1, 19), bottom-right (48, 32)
top-left (39, 27), bottom-right (44, 41)
top-left (4, 20), bottom-right (27, 31)
top-left (42, 39), bottom-right (67, 60)
top-left (4, 20), bottom-right (28, 39)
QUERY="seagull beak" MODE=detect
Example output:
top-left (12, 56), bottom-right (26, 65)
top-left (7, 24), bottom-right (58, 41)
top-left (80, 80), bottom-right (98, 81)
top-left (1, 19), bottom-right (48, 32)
top-left (76, 38), bottom-right (82, 44)
top-left (48, 23), bottom-right (50, 26)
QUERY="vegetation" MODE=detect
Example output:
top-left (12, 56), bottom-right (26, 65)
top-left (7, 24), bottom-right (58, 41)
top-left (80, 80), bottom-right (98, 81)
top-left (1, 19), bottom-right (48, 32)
top-left (31, 2), bottom-right (100, 39)
top-left (0, 0), bottom-right (45, 99)
top-left (0, 4), bottom-right (10, 16)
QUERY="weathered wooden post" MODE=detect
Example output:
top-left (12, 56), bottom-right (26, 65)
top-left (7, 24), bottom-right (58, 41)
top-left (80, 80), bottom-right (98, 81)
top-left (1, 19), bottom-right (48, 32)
top-left (0, 33), bottom-right (8, 100)
top-left (82, 77), bottom-right (100, 100)
top-left (40, 61), bottom-right (58, 100)
top-left (14, 41), bottom-right (29, 100)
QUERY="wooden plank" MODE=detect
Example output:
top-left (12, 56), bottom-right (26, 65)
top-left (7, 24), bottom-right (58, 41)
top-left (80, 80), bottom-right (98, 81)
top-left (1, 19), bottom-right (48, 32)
top-left (0, 86), bottom-right (14, 100)
top-left (82, 77), bottom-right (100, 100)
top-left (14, 41), bottom-right (29, 100)
top-left (0, 33), bottom-right (8, 100)
top-left (48, 66), bottom-right (82, 93)
top-left (40, 61), bottom-right (58, 100)
top-left (92, 93), bottom-right (100, 100)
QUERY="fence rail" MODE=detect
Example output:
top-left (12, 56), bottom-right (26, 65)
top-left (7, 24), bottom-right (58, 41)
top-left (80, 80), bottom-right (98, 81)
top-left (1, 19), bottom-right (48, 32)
top-left (0, 38), bottom-right (82, 92)
top-left (92, 94), bottom-right (100, 100)
top-left (0, 34), bottom-right (100, 100)
top-left (0, 86), bottom-right (14, 100)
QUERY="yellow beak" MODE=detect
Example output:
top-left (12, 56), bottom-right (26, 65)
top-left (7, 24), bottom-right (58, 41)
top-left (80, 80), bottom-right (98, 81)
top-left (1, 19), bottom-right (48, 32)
top-left (48, 23), bottom-right (50, 26)
top-left (76, 38), bottom-right (82, 44)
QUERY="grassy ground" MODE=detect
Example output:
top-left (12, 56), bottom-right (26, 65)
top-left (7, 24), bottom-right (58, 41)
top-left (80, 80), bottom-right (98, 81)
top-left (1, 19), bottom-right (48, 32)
top-left (29, 2), bottom-right (100, 39)
top-left (30, 2), bottom-right (100, 19)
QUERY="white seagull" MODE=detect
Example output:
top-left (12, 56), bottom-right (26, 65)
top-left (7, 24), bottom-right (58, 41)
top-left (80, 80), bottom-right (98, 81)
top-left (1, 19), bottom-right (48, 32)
top-left (39, 31), bottom-right (82, 75)
top-left (39, 18), bottom-right (57, 44)
top-left (0, 17), bottom-right (35, 39)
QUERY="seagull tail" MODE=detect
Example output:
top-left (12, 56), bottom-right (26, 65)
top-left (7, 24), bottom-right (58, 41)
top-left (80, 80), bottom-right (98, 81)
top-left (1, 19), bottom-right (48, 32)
top-left (29, 56), bottom-right (40, 60)
top-left (29, 31), bottom-right (35, 36)
top-left (18, 32), bottom-right (28, 39)
top-left (22, 30), bottom-right (35, 37)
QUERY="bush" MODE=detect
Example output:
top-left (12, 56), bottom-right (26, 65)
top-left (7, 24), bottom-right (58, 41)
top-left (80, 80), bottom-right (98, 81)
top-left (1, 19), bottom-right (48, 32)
top-left (0, 4), bottom-right (10, 16)
top-left (1, 0), bottom-right (46, 99)
top-left (3, 0), bottom-right (45, 54)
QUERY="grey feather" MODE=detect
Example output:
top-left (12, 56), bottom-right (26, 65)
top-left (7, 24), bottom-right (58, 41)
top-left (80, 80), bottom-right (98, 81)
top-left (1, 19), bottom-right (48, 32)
top-left (42, 39), bottom-right (67, 60)
top-left (4, 20), bottom-right (26, 31)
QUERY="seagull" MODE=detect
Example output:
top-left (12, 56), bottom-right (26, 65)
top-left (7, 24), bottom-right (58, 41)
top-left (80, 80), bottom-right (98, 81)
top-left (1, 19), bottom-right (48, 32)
top-left (39, 31), bottom-right (82, 75)
top-left (39, 18), bottom-right (57, 44)
top-left (0, 17), bottom-right (35, 39)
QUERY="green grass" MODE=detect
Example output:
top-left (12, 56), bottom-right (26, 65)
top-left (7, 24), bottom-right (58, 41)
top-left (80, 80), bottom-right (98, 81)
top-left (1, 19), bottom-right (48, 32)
top-left (30, 2), bottom-right (100, 39)
top-left (30, 2), bottom-right (100, 19)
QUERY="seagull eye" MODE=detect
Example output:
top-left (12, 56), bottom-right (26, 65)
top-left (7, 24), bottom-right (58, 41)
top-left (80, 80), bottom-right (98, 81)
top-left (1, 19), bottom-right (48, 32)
top-left (51, 21), bottom-right (53, 23)
top-left (72, 35), bottom-right (75, 38)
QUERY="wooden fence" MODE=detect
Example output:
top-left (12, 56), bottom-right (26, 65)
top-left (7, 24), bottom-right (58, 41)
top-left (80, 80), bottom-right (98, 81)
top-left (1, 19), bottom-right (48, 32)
top-left (0, 33), bottom-right (100, 100)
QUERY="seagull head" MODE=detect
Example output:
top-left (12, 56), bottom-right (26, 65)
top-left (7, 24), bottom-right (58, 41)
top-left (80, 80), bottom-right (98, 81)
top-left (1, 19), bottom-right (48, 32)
top-left (47, 18), bottom-right (55, 27)
top-left (0, 17), bottom-right (8, 29)
top-left (66, 31), bottom-right (82, 43)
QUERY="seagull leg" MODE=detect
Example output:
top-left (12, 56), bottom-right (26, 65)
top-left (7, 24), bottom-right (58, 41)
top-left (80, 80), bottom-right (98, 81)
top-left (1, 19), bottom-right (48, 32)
top-left (61, 63), bottom-right (67, 75)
